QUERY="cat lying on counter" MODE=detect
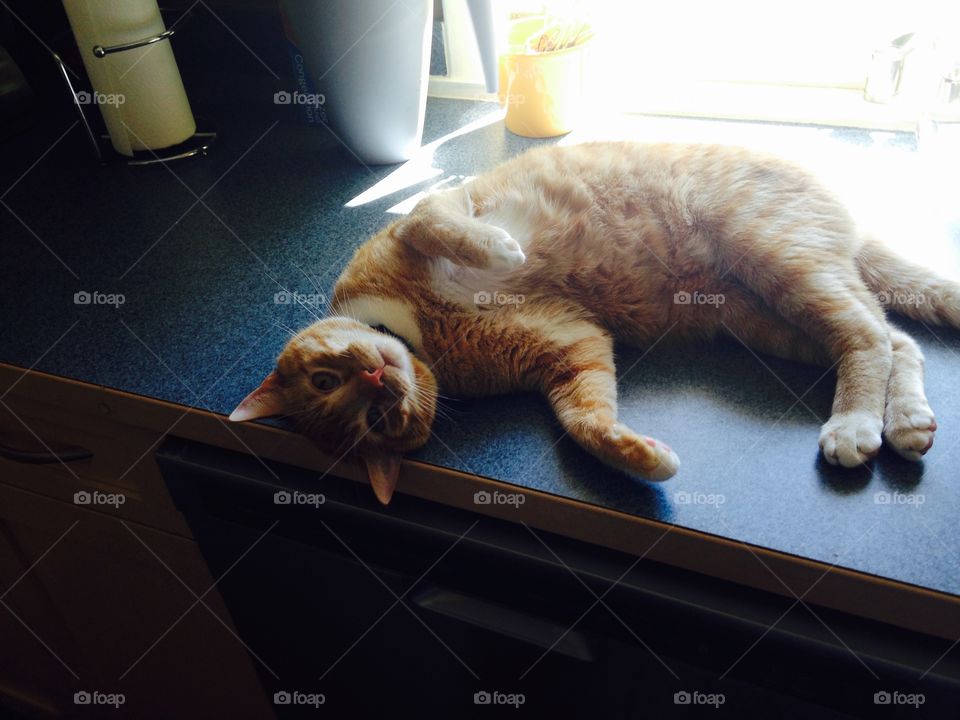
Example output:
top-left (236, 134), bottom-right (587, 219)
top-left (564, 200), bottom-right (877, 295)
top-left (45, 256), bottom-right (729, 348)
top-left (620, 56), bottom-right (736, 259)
top-left (230, 142), bottom-right (958, 503)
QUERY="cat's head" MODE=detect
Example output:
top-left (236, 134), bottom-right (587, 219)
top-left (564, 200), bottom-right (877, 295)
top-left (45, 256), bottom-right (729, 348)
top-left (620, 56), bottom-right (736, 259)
top-left (229, 317), bottom-right (437, 504)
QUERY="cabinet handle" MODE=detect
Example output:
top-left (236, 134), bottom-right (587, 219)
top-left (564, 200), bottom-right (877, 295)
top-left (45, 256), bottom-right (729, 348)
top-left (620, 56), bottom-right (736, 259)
top-left (0, 442), bottom-right (93, 464)
top-left (412, 585), bottom-right (595, 661)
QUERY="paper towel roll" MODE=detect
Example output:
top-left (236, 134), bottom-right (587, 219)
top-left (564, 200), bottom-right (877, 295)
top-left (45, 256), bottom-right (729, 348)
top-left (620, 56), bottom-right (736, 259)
top-left (62, 0), bottom-right (196, 156)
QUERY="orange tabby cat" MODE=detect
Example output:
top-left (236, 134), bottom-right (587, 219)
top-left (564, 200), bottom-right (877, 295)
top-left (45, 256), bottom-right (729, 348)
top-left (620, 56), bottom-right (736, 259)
top-left (231, 143), bottom-right (959, 503)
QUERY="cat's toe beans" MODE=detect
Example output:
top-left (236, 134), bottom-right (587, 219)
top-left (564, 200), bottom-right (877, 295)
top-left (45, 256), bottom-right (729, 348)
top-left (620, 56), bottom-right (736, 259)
top-left (884, 401), bottom-right (936, 462)
top-left (819, 412), bottom-right (882, 467)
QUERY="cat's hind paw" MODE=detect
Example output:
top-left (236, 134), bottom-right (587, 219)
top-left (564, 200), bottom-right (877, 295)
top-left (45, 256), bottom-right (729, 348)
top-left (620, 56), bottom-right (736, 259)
top-left (483, 227), bottom-right (526, 272)
top-left (884, 399), bottom-right (936, 462)
top-left (819, 411), bottom-right (883, 467)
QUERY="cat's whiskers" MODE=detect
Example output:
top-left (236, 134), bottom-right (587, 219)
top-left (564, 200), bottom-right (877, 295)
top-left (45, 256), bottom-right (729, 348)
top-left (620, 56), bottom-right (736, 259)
top-left (273, 319), bottom-right (300, 340)
top-left (293, 262), bottom-right (325, 297)
top-left (276, 404), bottom-right (321, 421)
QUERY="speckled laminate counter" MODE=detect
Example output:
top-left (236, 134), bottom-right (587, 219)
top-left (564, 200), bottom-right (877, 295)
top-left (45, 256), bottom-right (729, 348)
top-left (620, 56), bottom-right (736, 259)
top-left (2, 97), bottom-right (959, 598)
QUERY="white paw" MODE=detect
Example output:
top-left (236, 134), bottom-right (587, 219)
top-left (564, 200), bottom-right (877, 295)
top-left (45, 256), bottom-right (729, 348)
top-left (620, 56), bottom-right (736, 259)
top-left (648, 442), bottom-right (680, 481)
top-left (884, 398), bottom-right (936, 461)
top-left (484, 228), bottom-right (526, 272)
top-left (638, 433), bottom-right (680, 481)
top-left (819, 411), bottom-right (883, 467)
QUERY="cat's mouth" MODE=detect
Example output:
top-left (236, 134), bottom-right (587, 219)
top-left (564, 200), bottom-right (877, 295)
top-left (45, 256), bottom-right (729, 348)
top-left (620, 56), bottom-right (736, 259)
top-left (367, 360), bottom-right (416, 439)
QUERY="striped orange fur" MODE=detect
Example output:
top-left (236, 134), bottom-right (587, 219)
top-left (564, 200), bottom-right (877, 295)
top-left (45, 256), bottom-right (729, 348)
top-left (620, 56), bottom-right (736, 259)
top-left (232, 143), bottom-right (959, 503)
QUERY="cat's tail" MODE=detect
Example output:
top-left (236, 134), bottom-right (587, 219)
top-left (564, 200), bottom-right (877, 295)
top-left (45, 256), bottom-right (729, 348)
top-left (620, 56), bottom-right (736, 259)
top-left (856, 237), bottom-right (960, 328)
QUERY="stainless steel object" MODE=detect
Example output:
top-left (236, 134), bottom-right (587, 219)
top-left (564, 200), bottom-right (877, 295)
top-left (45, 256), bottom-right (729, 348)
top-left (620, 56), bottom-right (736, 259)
top-left (92, 28), bottom-right (176, 58)
top-left (936, 65), bottom-right (960, 105)
top-left (916, 62), bottom-right (960, 154)
top-left (864, 32), bottom-right (915, 103)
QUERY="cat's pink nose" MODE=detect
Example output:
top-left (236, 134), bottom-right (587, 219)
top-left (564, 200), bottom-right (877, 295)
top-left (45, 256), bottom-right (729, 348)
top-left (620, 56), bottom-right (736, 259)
top-left (359, 367), bottom-right (384, 388)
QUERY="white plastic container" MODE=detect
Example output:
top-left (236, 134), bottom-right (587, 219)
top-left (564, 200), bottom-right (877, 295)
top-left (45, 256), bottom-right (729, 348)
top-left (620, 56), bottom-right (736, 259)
top-left (279, 0), bottom-right (497, 165)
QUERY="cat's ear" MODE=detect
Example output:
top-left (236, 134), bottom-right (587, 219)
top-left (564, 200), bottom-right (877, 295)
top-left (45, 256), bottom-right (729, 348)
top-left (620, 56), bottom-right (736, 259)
top-left (359, 452), bottom-right (402, 505)
top-left (229, 371), bottom-right (286, 422)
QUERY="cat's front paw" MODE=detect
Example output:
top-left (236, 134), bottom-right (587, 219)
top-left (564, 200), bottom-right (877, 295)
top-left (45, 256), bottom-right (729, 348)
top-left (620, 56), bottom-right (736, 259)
top-left (483, 227), bottom-right (526, 272)
top-left (645, 439), bottom-right (680, 481)
top-left (819, 411), bottom-right (883, 467)
top-left (609, 423), bottom-right (679, 481)
top-left (884, 398), bottom-right (936, 462)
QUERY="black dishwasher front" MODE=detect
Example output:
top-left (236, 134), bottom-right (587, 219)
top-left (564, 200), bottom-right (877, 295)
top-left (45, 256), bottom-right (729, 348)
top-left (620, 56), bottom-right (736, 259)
top-left (155, 435), bottom-right (958, 719)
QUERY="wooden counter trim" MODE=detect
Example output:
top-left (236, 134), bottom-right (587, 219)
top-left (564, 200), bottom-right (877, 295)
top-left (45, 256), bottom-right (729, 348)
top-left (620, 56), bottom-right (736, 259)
top-left (2, 362), bottom-right (958, 644)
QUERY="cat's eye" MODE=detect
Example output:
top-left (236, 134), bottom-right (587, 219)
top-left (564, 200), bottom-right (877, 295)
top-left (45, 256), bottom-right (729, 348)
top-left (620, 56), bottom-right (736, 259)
top-left (311, 371), bottom-right (340, 392)
top-left (366, 405), bottom-right (385, 429)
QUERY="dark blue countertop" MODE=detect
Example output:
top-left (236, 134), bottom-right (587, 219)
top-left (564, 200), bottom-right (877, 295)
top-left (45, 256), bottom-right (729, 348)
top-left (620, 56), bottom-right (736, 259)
top-left (2, 98), bottom-right (959, 597)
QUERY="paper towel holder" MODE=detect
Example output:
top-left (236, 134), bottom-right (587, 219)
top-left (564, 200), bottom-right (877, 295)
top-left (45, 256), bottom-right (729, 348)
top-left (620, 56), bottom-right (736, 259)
top-left (51, 17), bottom-right (215, 166)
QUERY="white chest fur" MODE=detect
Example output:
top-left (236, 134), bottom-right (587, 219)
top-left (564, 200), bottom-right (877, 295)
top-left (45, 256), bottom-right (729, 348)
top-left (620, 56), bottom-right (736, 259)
top-left (335, 295), bottom-right (424, 354)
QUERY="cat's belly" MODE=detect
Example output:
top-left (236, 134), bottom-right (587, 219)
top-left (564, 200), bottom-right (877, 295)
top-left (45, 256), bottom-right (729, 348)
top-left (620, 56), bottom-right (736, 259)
top-left (427, 254), bottom-right (741, 348)
top-left (428, 258), bottom-right (522, 310)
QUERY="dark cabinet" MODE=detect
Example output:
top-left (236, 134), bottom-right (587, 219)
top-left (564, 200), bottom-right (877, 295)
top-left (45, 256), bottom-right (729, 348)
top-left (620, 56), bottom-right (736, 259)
top-left (158, 436), bottom-right (960, 719)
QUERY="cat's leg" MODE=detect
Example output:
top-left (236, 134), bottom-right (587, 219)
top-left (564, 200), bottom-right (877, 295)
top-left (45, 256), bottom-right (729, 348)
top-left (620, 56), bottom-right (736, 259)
top-left (733, 267), bottom-right (892, 467)
top-left (723, 293), bottom-right (934, 462)
top-left (391, 188), bottom-right (525, 271)
top-left (883, 328), bottom-right (937, 460)
top-left (539, 327), bottom-right (680, 481)
top-left (731, 317), bottom-right (937, 462)
top-left (431, 306), bottom-right (679, 480)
